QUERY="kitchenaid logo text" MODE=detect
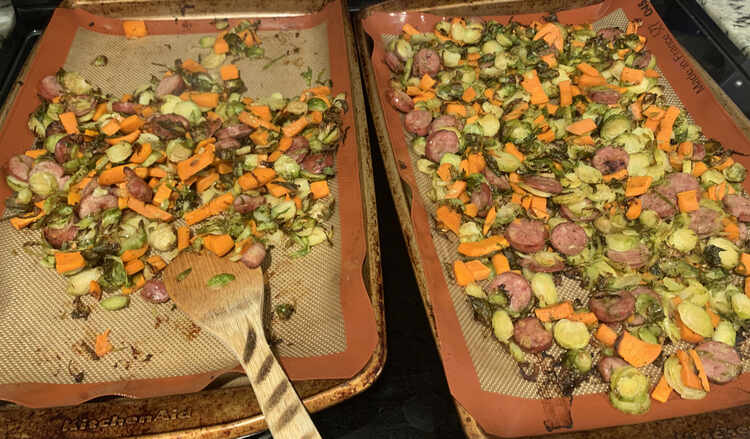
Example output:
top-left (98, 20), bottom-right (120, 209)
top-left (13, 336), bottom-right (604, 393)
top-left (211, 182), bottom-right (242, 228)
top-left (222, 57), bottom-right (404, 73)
top-left (61, 408), bottom-right (191, 432)
top-left (636, 1), bottom-right (705, 96)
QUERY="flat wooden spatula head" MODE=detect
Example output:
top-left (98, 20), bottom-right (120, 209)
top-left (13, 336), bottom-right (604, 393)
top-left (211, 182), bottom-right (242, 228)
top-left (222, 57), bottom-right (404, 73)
top-left (162, 250), bottom-right (264, 332)
top-left (161, 250), bottom-right (321, 439)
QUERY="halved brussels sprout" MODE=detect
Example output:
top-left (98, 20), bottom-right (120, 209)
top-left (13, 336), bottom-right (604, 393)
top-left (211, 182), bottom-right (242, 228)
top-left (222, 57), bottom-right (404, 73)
top-left (166, 139), bottom-right (193, 163)
top-left (712, 320), bottom-right (736, 346)
top-left (274, 155), bottom-right (301, 180)
top-left (66, 268), bottom-right (103, 296)
top-left (29, 171), bottom-right (58, 197)
top-left (677, 302), bottom-right (714, 338)
top-left (731, 293), bottom-right (750, 320)
top-left (531, 272), bottom-right (558, 307)
top-left (723, 162), bottom-right (747, 183)
top-left (553, 319), bottom-right (590, 350)
top-left (600, 115), bottom-right (631, 140)
top-left (575, 163), bottom-right (602, 184)
top-left (459, 221), bottom-right (482, 243)
top-left (147, 222), bottom-right (177, 252)
top-left (492, 309), bottom-right (513, 342)
top-left (664, 355), bottom-right (706, 400)
top-left (105, 142), bottom-right (133, 164)
top-left (566, 349), bottom-right (592, 373)
top-left (704, 237), bottom-right (739, 269)
top-left (465, 283), bottom-right (486, 299)
top-left (610, 366), bottom-right (651, 414)
top-left (667, 228), bottom-right (698, 252)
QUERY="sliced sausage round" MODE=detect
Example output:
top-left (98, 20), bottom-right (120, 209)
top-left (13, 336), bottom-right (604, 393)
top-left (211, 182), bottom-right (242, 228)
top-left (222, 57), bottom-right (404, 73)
top-left (724, 194), bottom-right (750, 222)
top-left (520, 256), bottom-right (566, 273)
top-left (301, 152), bottom-right (334, 174)
top-left (240, 242), bottom-right (267, 269)
top-left (78, 193), bottom-right (118, 218)
top-left (54, 134), bottom-right (83, 164)
top-left (505, 219), bottom-right (547, 253)
top-left (124, 167), bottom-right (154, 203)
top-left (215, 138), bottom-right (241, 150)
top-left (550, 222), bottom-right (587, 256)
top-left (30, 160), bottom-right (64, 179)
top-left (483, 168), bottom-right (510, 191)
top-left (412, 48), bottom-right (441, 78)
top-left (471, 183), bottom-right (491, 214)
top-left (488, 272), bottom-right (531, 312)
top-left (45, 121), bottom-right (66, 137)
top-left (8, 155), bottom-right (34, 182)
top-left (233, 194), bottom-right (265, 214)
top-left (286, 136), bottom-right (309, 163)
top-left (513, 317), bottom-right (553, 353)
top-left (425, 130), bottom-right (459, 163)
top-left (141, 280), bottom-right (170, 303)
top-left (695, 341), bottom-right (742, 384)
top-left (597, 356), bottom-right (628, 382)
top-left (66, 95), bottom-right (96, 117)
top-left (688, 207), bottom-right (721, 237)
top-left (428, 115), bottom-right (463, 135)
top-left (146, 114), bottom-right (190, 140)
top-left (155, 74), bottom-right (185, 97)
top-left (633, 50), bottom-right (653, 69)
top-left (385, 88), bottom-right (414, 113)
top-left (657, 173), bottom-right (700, 201)
top-left (640, 192), bottom-right (676, 218)
top-left (384, 51), bottom-right (404, 73)
top-left (521, 175), bottom-right (562, 194)
top-left (588, 90), bottom-right (620, 105)
top-left (589, 290), bottom-right (635, 323)
top-left (216, 124), bottom-right (253, 140)
top-left (607, 245), bottom-right (650, 268)
top-left (404, 110), bottom-right (432, 136)
top-left (38, 75), bottom-right (63, 101)
top-left (592, 146), bottom-right (629, 175)
top-left (44, 220), bottom-right (78, 249)
top-left (112, 101), bottom-right (138, 114)
top-left (597, 27), bottom-right (623, 41)
top-left (691, 143), bottom-right (706, 161)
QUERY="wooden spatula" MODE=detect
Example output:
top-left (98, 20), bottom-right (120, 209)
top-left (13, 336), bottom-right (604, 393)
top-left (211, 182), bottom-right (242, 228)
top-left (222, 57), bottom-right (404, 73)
top-left (162, 250), bottom-right (321, 439)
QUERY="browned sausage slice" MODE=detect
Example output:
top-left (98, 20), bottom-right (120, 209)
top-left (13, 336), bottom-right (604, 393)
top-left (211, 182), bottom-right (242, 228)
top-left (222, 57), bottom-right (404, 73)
top-left (240, 242), bottom-right (267, 268)
top-left (38, 75), bottom-right (63, 101)
top-left (8, 155), bottom-right (34, 182)
top-left (597, 27), bottom-right (623, 41)
top-left (471, 183), bottom-right (491, 214)
top-left (597, 356), bottom-right (628, 382)
top-left (724, 194), bottom-right (750, 222)
top-left (384, 51), bottom-right (404, 73)
top-left (112, 102), bottom-right (138, 114)
top-left (412, 48), bottom-right (441, 78)
top-left (520, 255), bottom-right (566, 273)
top-left (286, 136), bottom-right (309, 163)
top-left (560, 201), bottom-right (599, 222)
top-left (640, 192), bottom-right (676, 218)
top-left (215, 138), bottom-right (241, 150)
top-left (428, 115), bottom-right (463, 135)
top-left (695, 341), bottom-right (742, 384)
top-left (589, 290), bottom-right (635, 323)
top-left (505, 219), bottom-right (547, 253)
top-left (301, 152), bottom-right (334, 174)
top-left (688, 207), bottom-right (721, 237)
top-left (588, 90), bottom-right (620, 105)
top-left (513, 317), bottom-right (553, 353)
top-left (521, 175), bottom-right (562, 194)
top-left (488, 272), bottom-right (531, 312)
top-left (550, 222), bottom-right (587, 256)
top-left (633, 50), bottom-right (653, 69)
top-left (124, 167), bottom-right (154, 203)
top-left (385, 88), bottom-right (414, 113)
top-left (44, 220), bottom-right (79, 249)
top-left (155, 74), bottom-right (185, 97)
top-left (592, 146), bottom-right (629, 175)
top-left (233, 194), bottom-right (265, 214)
top-left (483, 168), bottom-right (510, 191)
top-left (141, 280), bottom-right (170, 303)
top-left (404, 110), bottom-right (432, 136)
top-left (425, 130), bottom-right (459, 163)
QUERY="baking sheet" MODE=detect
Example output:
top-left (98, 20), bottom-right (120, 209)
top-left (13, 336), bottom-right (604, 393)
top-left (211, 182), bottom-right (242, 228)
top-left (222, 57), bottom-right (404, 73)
top-left (0, 0), bottom-right (378, 409)
top-left (361, 0), bottom-right (750, 436)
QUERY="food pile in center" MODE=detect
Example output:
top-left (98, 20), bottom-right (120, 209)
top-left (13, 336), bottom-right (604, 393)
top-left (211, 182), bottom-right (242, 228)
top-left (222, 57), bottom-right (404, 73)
top-left (383, 17), bottom-right (748, 414)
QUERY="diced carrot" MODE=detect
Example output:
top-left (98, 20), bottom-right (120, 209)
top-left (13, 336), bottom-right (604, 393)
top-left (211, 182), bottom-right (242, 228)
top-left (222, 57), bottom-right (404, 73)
top-left (9, 211), bottom-right (45, 230)
top-left (462, 86), bottom-right (477, 103)
top-left (445, 103), bottom-right (467, 117)
top-left (59, 112), bottom-right (79, 134)
top-left (436, 205), bottom-right (461, 235)
top-left (677, 190), bottom-right (699, 212)
top-left (178, 226), bottom-right (190, 250)
top-left (457, 236), bottom-right (508, 257)
top-left (123, 20), bottom-right (148, 39)
top-left (677, 350), bottom-right (703, 390)
top-left (505, 142), bottom-right (525, 162)
top-left (445, 180), bottom-right (467, 199)
top-left (146, 255), bottom-right (167, 272)
top-left (617, 331), bottom-right (662, 367)
top-left (491, 253), bottom-right (510, 274)
top-left (125, 259), bottom-right (145, 275)
top-left (105, 129), bottom-right (140, 145)
top-left (419, 74), bottom-right (436, 91)
top-left (568, 312), bottom-right (598, 326)
top-left (98, 165), bottom-right (128, 185)
top-left (465, 260), bottom-right (491, 281)
top-left (521, 69), bottom-right (549, 105)
top-left (249, 105), bottom-right (272, 122)
top-left (121, 245), bottom-right (148, 262)
top-left (181, 58), bottom-right (206, 73)
top-left (558, 80), bottom-right (572, 106)
top-left (689, 349), bottom-right (710, 392)
top-left (213, 36), bottom-right (229, 54)
top-left (55, 252), bottom-right (85, 274)
top-left (692, 161), bottom-right (708, 177)
top-left (626, 197), bottom-right (642, 220)
top-left (621, 67), bottom-right (645, 84)
top-left (453, 260), bottom-right (473, 286)
top-left (483, 206), bottom-right (496, 236)
top-left (220, 64), bottom-right (239, 81)
top-left (282, 117), bottom-right (309, 138)
top-left (93, 103), bottom-right (108, 121)
top-left (191, 92), bottom-right (220, 108)
top-left (535, 302), bottom-right (574, 322)
top-left (595, 324), bottom-right (618, 347)
top-left (651, 374), bottom-right (672, 403)
top-left (577, 74), bottom-right (607, 87)
top-left (177, 149), bottom-right (214, 181)
top-left (625, 175), bottom-right (653, 197)
top-left (24, 149), bottom-right (47, 158)
top-left (101, 119), bottom-right (121, 136)
top-left (656, 106), bottom-right (680, 150)
top-left (565, 118), bottom-right (597, 135)
top-left (126, 198), bottom-right (173, 221)
top-left (203, 234), bottom-right (234, 257)
top-left (310, 180), bottom-right (330, 199)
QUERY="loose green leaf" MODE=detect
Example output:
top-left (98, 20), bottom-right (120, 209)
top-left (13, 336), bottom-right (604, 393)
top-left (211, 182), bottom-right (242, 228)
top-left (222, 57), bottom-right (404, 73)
top-left (177, 268), bottom-right (193, 282)
top-left (207, 273), bottom-right (236, 289)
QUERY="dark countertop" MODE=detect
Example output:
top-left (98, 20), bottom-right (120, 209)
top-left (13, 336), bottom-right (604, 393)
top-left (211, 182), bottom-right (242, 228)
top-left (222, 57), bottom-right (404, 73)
top-left (1, 1), bottom-right (749, 438)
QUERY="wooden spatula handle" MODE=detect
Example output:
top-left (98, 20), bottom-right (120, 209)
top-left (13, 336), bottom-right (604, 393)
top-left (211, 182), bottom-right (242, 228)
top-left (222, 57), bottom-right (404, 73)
top-left (231, 317), bottom-right (321, 439)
